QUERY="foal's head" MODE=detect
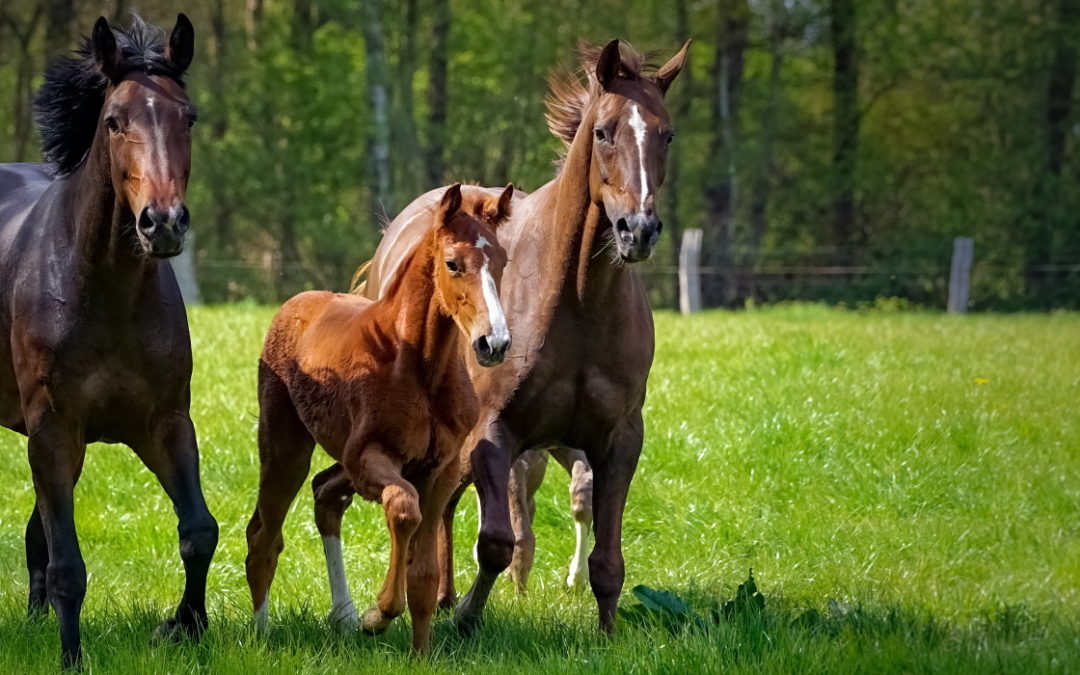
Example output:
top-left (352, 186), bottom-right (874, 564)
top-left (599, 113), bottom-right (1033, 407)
top-left (429, 184), bottom-right (513, 367)
top-left (35, 15), bottom-right (197, 258)
top-left (547, 39), bottom-right (690, 262)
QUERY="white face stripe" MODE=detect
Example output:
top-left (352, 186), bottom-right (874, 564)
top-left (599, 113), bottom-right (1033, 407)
top-left (475, 235), bottom-right (490, 249)
top-left (480, 256), bottom-right (510, 343)
top-left (629, 104), bottom-right (650, 213)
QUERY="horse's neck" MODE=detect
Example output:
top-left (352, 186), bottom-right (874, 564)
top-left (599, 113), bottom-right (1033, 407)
top-left (384, 243), bottom-right (464, 394)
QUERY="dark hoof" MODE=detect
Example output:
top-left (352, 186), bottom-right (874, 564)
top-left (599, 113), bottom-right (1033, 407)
top-left (150, 615), bottom-right (206, 645)
top-left (453, 612), bottom-right (483, 637)
top-left (436, 594), bottom-right (457, 613)
top-left (27, 599), bottom-right (48, 620)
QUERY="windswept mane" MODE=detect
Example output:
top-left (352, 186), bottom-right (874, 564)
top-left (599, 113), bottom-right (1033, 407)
top-left (544, 41), bottom-right (656, 147)
top-left (32, 14), bottom-right (187, 177)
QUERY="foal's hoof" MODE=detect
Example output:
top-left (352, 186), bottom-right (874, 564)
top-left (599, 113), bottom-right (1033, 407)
top-left (150, 616), bottom-right (204, 645)
top-left (360, 607), bottom-right (393, 635)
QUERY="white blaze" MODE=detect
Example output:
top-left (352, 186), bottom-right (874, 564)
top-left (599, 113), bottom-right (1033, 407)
top-left (322, 536), bottom-right (358, 630)
top-left (629, 105), bottom-right (649, 213)
top-left (477, 235), bottom-right (509, 345)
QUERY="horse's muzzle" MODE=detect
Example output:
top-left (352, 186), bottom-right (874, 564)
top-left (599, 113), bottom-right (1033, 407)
top-left (137, 204), bottom-right (190, 258)
top-left (473, 333), bottom-right (511, 367)
top-left (614, 213), bottom-right (662, 262)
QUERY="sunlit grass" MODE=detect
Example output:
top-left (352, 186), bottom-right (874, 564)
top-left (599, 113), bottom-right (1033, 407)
top-left (0, 304), bottom-right (1076, 672)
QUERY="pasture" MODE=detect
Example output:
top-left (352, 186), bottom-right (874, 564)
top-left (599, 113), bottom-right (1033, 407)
top-left (0, 305), bottom-right (1076, 673)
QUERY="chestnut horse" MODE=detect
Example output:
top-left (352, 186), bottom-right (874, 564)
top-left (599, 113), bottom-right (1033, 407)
top-left (358, 40), bottom-right (689, 633)
top-left (244, 184), bottom-right (513, 652)
top-left (0, 15), bottom-right (216, 668)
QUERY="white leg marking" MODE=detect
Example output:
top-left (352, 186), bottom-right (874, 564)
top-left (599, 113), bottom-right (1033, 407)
top-left (473, 489), bottom-right (482, 568)
top-left (629, 105), bottom-right (650, 212)
top-left (322, 536), bottom-right (358, 631)
top-left (567, 520), bottom-right (590, 588)
top-left (253, 593), bottom-right (269, 633)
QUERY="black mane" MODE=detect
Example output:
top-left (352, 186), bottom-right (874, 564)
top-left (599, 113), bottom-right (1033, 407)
top-left (32, 15), bottom-right (187, 177)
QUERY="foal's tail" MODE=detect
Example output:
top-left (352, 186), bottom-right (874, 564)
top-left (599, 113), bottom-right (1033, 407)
top-left (349, 259), bottom-right (372, 296)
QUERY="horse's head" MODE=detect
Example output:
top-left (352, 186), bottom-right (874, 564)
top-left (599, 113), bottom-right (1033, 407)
top-left (91, 15), bottom-right (196, 258)
top-left (549, 39), bottom-right (690, 262)
top-left (430, 183), bottom-right (513, 367)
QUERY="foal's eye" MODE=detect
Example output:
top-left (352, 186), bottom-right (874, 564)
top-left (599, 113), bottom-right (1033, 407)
top-left (105, 117), bottom-right (121, 134)
top-left (445, 260), bottom-right (460, 273)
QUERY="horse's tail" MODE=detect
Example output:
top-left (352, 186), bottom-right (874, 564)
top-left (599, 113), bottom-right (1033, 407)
top-left (349, 259), bottom-right (373, 296)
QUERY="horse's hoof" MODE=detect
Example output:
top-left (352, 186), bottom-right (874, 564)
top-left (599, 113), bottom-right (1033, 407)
top-left (436, 593), bottom-right (457, 613)
top-left (565, 573), bottom-right (589, 590)
top-left (360, 607), bottom-right (393, 635)
top-left (327, 605), bottom-right (359, 633)
top-left (150, 615), bottom-right (206, 645)
top-left (453, 606), bottom-right (483, 637)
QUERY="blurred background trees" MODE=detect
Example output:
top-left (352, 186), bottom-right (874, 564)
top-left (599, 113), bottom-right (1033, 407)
top-left (0, 0), bottom-right (1077, 308)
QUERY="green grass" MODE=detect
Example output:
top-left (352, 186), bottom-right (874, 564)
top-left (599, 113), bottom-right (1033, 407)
top-left (0, 304), bottom-right (1077, 673)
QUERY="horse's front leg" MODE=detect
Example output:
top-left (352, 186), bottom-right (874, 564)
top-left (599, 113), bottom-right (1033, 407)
top-left (133, 413), bottom-right (219, 642)
top-left (455, 427), bottom-right (516, 634)
top-left (587, 412), bottom-right (643, 632)
top-left (26, 418), bottom-right (87, 668)
top-left (311, 463), bottom-right (358, 631)
top-left (406, 463), bottom-right (460, 652)
top-left (348, 444), bottom-right (420, 635)
top-left (25, 503), bottom-right (49, 615)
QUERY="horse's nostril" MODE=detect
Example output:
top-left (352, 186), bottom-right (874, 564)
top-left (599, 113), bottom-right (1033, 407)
top-left (475, 336), bottom-right (490, 355)
top-left (615, 218), bottom-right (630, 233)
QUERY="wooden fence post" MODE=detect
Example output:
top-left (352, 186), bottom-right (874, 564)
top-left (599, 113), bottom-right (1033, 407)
top-left (679, 228), bottom-right (702, 315)
top-left (171, 233), bottom-right (202, 306)
top-left (947, 236), bottom-right (973, 314)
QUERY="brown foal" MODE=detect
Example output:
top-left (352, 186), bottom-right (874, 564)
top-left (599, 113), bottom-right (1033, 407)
top-left (244, 184), bottom-right (513, 652)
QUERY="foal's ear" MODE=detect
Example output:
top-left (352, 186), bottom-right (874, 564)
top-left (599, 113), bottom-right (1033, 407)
top-left (596, 39), bottom-right (621, 91)
top-left (483, 183), bottom-right (514, 228)
top-left (439, 183), bottom-right (463, 221)
top-left (655, 40), bottom-right (691, 96)
top-left (91, 17), bottom-right (123, 81)
top-left (166, 13), bottom-right (195, 72)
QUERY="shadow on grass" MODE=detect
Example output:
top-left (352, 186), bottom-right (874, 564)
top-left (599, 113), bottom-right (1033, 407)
top-left (0, 590), bottom-right (1075, 674)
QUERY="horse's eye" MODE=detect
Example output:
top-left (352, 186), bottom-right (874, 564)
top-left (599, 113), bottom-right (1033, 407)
top-left (445, 260), bottom-right (460, 273)
top-left (665, 131), bottom-right (675, 146)
top-left (187, 116), bottom-right (197, 129)
top-left (594, 127), bottom-right (608, 143)
top-left (105, 117), bottom-right (121, 134)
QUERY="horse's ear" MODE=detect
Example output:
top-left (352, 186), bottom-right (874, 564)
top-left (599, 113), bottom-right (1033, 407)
top-left (485, 183), bottom-right (514, 228)
top-left (166, 13), bottom-right (195, 72)
top-left (596, 39), bottom-right (621, 91)
top-left (439, 183), bottom-right (463, 222)
top-left (91, 17), bottom-right (123, 81)
top-left (656, 39), bottom-right (691, 96)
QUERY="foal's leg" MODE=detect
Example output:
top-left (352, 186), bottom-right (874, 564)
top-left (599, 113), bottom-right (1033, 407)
top-left (311, 463), bottom-right (358, 631)
top-left (134, 413), bottom-right (220, 642)
top-left (26, 419), bottom-right (87, 669)
top-left (245, 375), bottom-right (315, 631)
top-left (455, 430), bottom-right (516, 633)
top-left (349, 445), bottom-right (421, 635)
top-left (549, 448), bottom-right (593, 589)
top-left (436, 481), bottom-right (467, 610)
top-left (587, 413), bottom-right (643, 632)
top-left (407, 466), bottom-right (460, 652)
top-left (507, 449), bottom-right (548, 592)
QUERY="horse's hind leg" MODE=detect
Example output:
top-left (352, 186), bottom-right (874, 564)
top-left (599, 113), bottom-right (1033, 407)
top-left (245, 369), bottom-right (315, 631)
top-left (507, 449), bottom-right (548, 592)
top-left (26, 419), bottom-right (87, 668)
top-left (549, 448), bottom-right (593, 589)
top-left (312, 463), bottom-right (358, 631)
top-left (347, 443), bottom-right (420, 635)
top-left (26, 504), bottom-right (48, 615)
top-left (437, 480), bottom-right (468, 610)
top-left (133, 413), bottom-right (220, 642)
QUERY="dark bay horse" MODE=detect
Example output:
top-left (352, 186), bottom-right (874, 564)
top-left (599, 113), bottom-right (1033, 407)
top-left (359, 40), bottom-right (689, 632)
top-left (0, 15), bottom-right (216, 667)
top-left (245, 184), bottom-right (513, 652)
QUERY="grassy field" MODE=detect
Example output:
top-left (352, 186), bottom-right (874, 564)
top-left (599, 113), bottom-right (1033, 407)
top-left (0, 305), bottom-right (1077, 673)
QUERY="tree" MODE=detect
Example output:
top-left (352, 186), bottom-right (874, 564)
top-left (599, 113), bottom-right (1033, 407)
top-left (831, 0), bottom-right (859, 266)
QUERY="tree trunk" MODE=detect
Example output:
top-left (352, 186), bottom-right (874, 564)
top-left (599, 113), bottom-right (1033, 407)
top-left (703, 0), bottom-right (748, 307)
top-left (747, 0), bottom-right (788, 293)
top-left (1, 4), bottom-right (43, 163)
top-left (664, 0), bottom-right (693, 309)
top-left (831, 0), bottom-right (859, 266)
top-left (208, 0), bottom-right (232, 259)
top-left (245, 0), bottom-right (264, 50)
top-left (43, 0), bottom-right (73, 59)
top-left (426, 0), bottom-right (450, 188)
top-left (361, 0), bottom-right (393, 216)
top-left (1028, 0), bottom-right (1078, 302)
top-left (391, 0), bottom-right (422, 202)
